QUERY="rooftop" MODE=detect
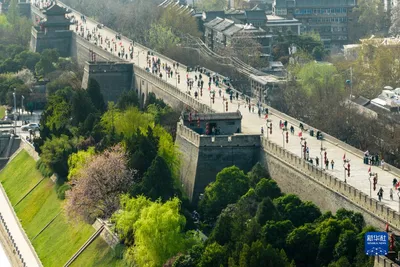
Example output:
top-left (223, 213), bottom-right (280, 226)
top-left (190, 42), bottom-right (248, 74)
top-left (182, 111), bottom-right (242, 121)
top-left (275, 0), bottom-right (355, 8)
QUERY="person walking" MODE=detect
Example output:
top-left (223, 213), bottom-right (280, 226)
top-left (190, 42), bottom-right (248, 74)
top-left (325, 158), bottom-right (329, 169)
top-left (381, 159), bottom-right (385, 170)
top-left (393, 178), bottom-right (398, 188)
top-left (315, 156), bottom-right (319, 167)
top-left (331, 159), bottom-right (334, 170)
top-left (261, 126), bottom-right (264, 135)
top-left (390, 188), bottom-right (393, 200)
top-left (378, 187), bottom-right (384, 201)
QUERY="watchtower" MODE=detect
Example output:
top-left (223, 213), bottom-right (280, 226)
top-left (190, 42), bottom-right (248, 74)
top-left (30, 2), bottom-right (73, 57)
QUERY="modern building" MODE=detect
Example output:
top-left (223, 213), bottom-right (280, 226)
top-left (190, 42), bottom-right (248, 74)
top-left (273, 0), bottom-right (356, 48)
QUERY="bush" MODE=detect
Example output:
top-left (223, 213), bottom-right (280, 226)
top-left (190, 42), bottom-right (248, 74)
top-left (36, 159), bottom-right (53, 178)
top-left (56, 184), bottom-right (71, 200)
top-left (112, 243), bottom-right (125, 259)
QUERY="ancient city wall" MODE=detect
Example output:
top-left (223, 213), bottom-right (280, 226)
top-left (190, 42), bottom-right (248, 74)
top-left (261, 138), bottom-right (400, 232)
top-left (176, 123), bottom-right (260, 202)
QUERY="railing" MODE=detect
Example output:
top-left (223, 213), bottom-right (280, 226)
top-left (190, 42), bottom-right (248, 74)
top-left (0, 212), bottom-right (27, 267)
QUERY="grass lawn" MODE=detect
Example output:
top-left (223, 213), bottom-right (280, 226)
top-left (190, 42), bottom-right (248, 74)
top-left (71, 237), bottom-right (127, 267)
top-left (32, 214), bottom-right (95, 267)
top-left (14, 179), bottom-right (61, 239)
top-left (0, 150), bottom-right (124, 267)
top-left (0, 150), bottom-right (43, 204)
top-left (0, 106), bottom-right (5, 119)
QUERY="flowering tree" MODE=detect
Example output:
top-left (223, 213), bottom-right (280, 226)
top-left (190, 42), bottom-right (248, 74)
top-left (65, 145), bottom-right (136, 222)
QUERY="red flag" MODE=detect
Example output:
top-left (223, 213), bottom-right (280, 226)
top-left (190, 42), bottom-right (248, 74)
top-left (368, 166), bottom-right (371, 173)
top-left (343, 153), bottom-right (346, 160)
top-left (396, 182), bottom-right (400, 189)
top-left (298, 132), bottom-right (302, 137)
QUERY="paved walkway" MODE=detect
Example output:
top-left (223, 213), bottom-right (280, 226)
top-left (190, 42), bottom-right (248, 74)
top-left (0, 185), bottom-right (41, 267)
top-left (37, 2), bottom-right (400, 215)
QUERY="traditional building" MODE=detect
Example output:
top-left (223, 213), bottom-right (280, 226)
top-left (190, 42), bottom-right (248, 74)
top-left (273, 0), bottom-right (356, 49)
top-left (204, 18), bottom-right (273, 54)
top-left (30, 3), bottom-right (73, 57)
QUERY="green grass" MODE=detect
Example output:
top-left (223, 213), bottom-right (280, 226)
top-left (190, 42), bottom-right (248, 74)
top-left (0, 150), bottom-right (43, 204)
top-left (14, 179), bottom-right (61, 239)
top-left (0, 106), bottom-right (5, 119)
top-left (0, 150), bottom-right (125, 266)
top-left (32, 214), bottom-right (95, 267)
top-left (70, 237), bottom-right (126, 267)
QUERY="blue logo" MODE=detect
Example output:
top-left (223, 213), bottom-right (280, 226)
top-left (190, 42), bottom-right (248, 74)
top-left (365, 232), bottom-right (388, 256)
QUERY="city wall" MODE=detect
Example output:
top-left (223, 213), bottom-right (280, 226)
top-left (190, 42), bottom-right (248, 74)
top-left (176, 123), bottom-right (260, 202)
top-left (261, 138), bottom-right (400, 233)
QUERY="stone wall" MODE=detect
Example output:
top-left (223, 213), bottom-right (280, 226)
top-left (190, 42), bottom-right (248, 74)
top-left (176, 122), bottom-right (260, 202)
top-left (375, 255), bottom-right (398, 267)
top-left (71, 33), bottom-right (121, 65)
top-left (81, 61), bottom-right (134, 102)
top-left (30, 27), bottom-right (73, 57)
top-left (261, 138), bottom-right (400, 233)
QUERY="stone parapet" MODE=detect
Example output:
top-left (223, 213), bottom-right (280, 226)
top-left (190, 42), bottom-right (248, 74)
top-left (262, 138), bottom-right (400, 232)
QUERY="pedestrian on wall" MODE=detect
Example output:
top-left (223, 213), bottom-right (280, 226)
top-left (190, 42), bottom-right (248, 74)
top-left (390, 188), bottom-right (393, 200)
top-left (381, 159), bottom-right (385, 170)
top-left (325, 158), bottom-right (329, 169)
top-left (331, 160), bottom-right (335, 170)
top-left (315, 156), bottom-right (319, 167)
top-left (378, 187), bottom-right (384, 201)
top-left (393, 178), bottom-right (398, 188)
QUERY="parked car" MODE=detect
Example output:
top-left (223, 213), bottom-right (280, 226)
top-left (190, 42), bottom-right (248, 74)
top-left (21, 123), bottom-right (40, 132)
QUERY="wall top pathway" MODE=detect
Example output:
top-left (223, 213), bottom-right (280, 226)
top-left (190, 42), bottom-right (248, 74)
top-left (33, 1), bottom-right (400, 219)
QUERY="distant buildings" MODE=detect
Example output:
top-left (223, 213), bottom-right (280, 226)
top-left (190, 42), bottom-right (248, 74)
top-left (273, 0), bottom-right (356, 49)
top-left (203, 9), bottom-right (301, 56)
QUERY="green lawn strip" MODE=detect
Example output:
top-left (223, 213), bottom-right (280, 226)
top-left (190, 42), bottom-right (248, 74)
top-left (70, 236), bottom-right (126, 267)
top-left (14, 179), bottom-right (61, 239)
top-left (32, 214), bottom-right (95, 267)
top-left (0, 150), bottom-right (43, 204)
top-left (0, 106), bottom-right (5, 119)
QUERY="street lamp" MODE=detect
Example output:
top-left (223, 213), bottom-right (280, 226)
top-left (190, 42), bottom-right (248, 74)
top-left (12, 92), bottom-right (16, 135)
top-left (320, 146), bottom-right (326, 169)
top-left (282, 127), bottom-right (288, 149)
top-left (368, 172), bottom-right (377, 198)
top-left (300, 137), bottom-right (307, 159)
top-left (397, 191), bottom-right (400, 212)
top-left (266, 119), bottom-right (272, 140)
top-left (343, 159), bottom-right (351, 183)
top-left (21, 95), bottom-right (24, 115)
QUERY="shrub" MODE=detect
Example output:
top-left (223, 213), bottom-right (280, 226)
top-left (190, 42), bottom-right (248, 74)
top-left (36, 159), bottom-right (53, 178)
top-left (56, 184), bottom-right (71, 200)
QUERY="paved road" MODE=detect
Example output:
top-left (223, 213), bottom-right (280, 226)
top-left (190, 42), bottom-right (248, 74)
top-left (34, 1), bottom-right (400, 215)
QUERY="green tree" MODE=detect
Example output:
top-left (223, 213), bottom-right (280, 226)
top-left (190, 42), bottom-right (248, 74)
top-left (6, 0), bottom-right (19, 27)
top-left (87, 78), bottom-right (106, 112)
top-left (255, 197), bottom-right (281, 225)
top-left (334, 230), bottom-right (358, 263)
top-left (14, 51), bottom-right (41, 72)
top-left (113, 196), bottom-right (199, 267)
top-left (254, 178), bottom-right (281, 200)
top-left (117, 90), bottom-right (139, 110)
top-left (67, 147), bottom-right (95, 180)
top-left (247, 162), bottom-right (268, 187)
top-left (199, 166), bottom-right (249, 221)
top-left (132, 155), bottom-right (176, 201)
top-left (274, 194), bottom-right (322, 227)
top-left (286, 224), bottom-right (320, 265)
top-left (40, 135), bottom-right (79, 179)
top-left (198, 242), bottom-right (227, 267)
top-left (262, 220), bottom-right (295, 249)
top-left (71, 89), bottom-right (96, 125)
top-left (149, 23), bottom-right (180, 54)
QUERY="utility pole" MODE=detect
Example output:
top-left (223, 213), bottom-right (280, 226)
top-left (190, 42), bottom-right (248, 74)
top-left (350, 66), bottom-right (353, 99)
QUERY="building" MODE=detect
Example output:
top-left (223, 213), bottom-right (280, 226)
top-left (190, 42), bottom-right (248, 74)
top-left (273, 0), bottom-right (356, 48)
top-left (249, 74), bottom-right (285, 103)
top-left (30, 3), bottom-right (73, 57)
top-left (181, 111), bottom-right (242, 135)
top-left (204, 18), bottom-right (274, 54)
top-left (266, 14), bottom-right (301, 35)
